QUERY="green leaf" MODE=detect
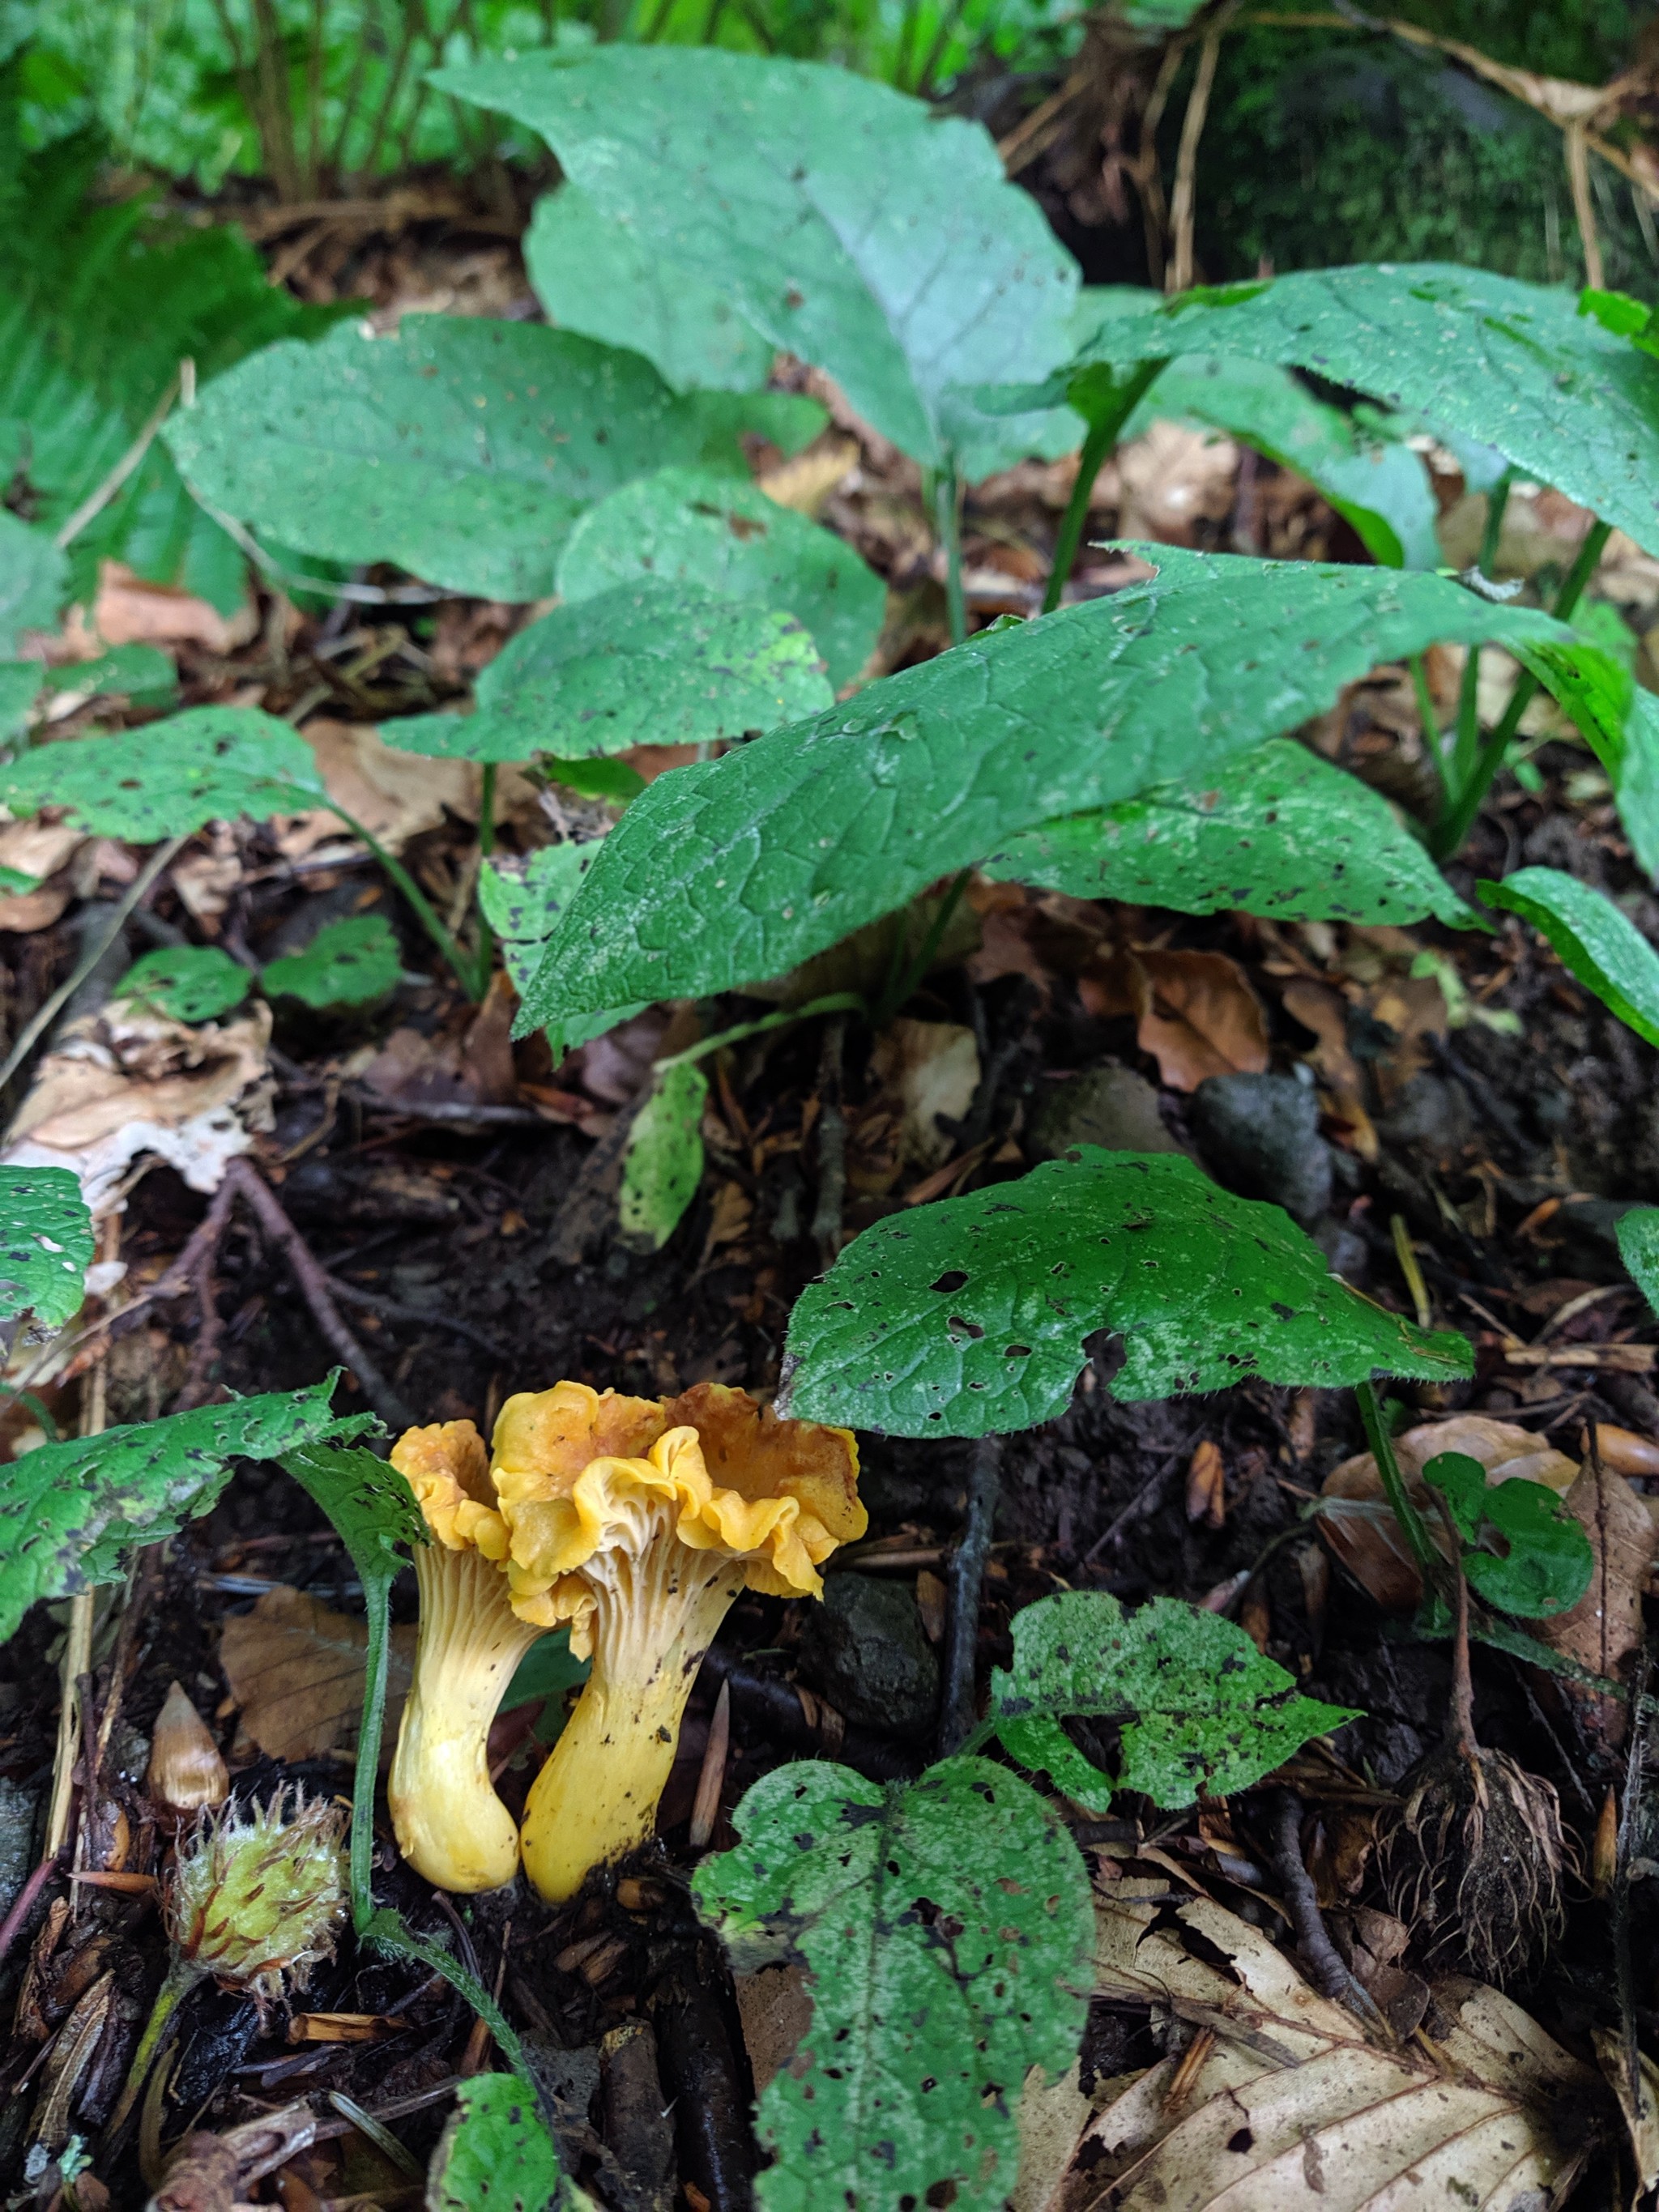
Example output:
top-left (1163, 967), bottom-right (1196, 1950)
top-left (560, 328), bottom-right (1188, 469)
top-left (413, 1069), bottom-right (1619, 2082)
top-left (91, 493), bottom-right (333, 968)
top-left (384, 582), bottom-right (834, 765)
top-left (165, 317), bottom-right (820, 603)
top-left (0, 705), bottom-right (326, 840)
top-left (43, 642), bottom-right (179, 707)
top-left (989, 1591), bottom-right (1358, 1811)
top-left (0, 661), bottom-right (41, 737)
top-left (0, 1165), bottom-right (94, 1336)
top-left (526, 184), bottom-right (774, 394)
top-left (781, 1149), bottom-right (1470, 1438)
top-left (478, 846), bottom-right (646, 1058)
top-left (0, 511), bottom-right (67, 654)
top-left (693, 1756), bottom-right (1090, 2212)
top-left (1421, 1451), bottom-right (1593, 1620)
top-left (281, 1438), bottom-right (427, 1589)
top-left (1125, 350), bottom-right (1439, 568)
top-left (544, 757), bottom-right (647, 806)
top-left (0, 864), bottom-right (39, 896)
top-left (0, 1381), bottom-right (358, 1641)
top-left (1478, 865), bottom-right (1659, 1046)
top-left (984, 737), bottom-right (1474, 927)
top-left (519, 548), bottom-right (1605, 1030)
top-left (437, 48), bottom-right (1080, 473)
top-left (558, 468), bottom-right (885, 693)
top-left (1618, 1207), bottom-right (1659, 1320)
top-left (617, 1064), bottom-right (707, 1251)
top-left (262, 914), bottom-right (403, 1009)
top-left (427, 2072), bottom-right (575, 2212)
top-left (115, 945), bottom-right (252, 1024)
top-left (1068, 266), bottom-right (1659, 559)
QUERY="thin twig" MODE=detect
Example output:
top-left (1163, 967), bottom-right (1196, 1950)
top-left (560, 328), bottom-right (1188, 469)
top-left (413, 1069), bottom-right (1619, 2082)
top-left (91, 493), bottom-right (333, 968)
top-left (1265, 1789), bottom-right (1392, 2036)
top-left (810, 1017), bottom-right (848, 1268)
top-left (225, 1159), bottom-right (417, 1430)
top-left (0, 1851), bottom-right (66, 1970)
top-left (323, 1272), bottom-right (510, 1361)
top-left (1167, 12), bottom-right (1230, 293)
top-left (54, 369), bottom-right (183, 552)
top-left (938, 1438), bottom-right (1001, 1756)
top-left (1613, 1646), bottom-right (1649, 2120)
top-left (1564, 120), bottom-right (1605, 289)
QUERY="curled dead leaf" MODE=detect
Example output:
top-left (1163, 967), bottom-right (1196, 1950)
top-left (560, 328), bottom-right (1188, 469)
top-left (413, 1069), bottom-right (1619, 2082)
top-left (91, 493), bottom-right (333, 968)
top-left (219, 1585), bottom-right (414, 1762)
top-left (1082, 947), bottom-right (1269, 1093)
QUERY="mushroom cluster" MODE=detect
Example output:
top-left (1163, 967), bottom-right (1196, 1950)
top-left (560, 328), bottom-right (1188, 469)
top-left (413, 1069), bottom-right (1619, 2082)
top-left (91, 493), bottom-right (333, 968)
top-left (388, 1382), bottom-right (863, 1901)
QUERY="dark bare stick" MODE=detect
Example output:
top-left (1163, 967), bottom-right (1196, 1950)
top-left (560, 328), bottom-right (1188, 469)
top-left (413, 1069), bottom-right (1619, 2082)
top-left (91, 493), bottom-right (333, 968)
top-left (1265, 1789), bottom-right (1392, 2038)
top-left (939, 1438), bottom-right (1001, 1755)
top-left (0, 1851), bottom-right (65, 1969)
top-left (224, 1159), bottom-right (416, 1430)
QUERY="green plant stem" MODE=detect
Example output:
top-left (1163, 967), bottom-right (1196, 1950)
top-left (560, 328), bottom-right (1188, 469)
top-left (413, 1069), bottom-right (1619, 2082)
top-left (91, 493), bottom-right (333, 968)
top-left (1449, 475), bottom-right (1512, 789)
top-left (477, 765), bottom-right (497, 860)
top-left (1354, 1379), bottom-right (1439, 1580)
top-left (936, 468), bottom-right (966, 646)
top-left (1432, 518), bottom-right (1613, 858)
top-left (363, 1907), bottom-right (530, 2077)
top-left (874, 869), bottom-right (971, 1027)
top-left (106, 1963), bottom-right (194, 2142)
top-left (655, 991), bottom-right (867, 1075)
top-left (1407, 652), bottom-right (1445, 808)
top-left (350, 1569), bottom-right (395, 1933)
top-left (1040, 364), bottom-right (1166, 617)
top-left (326, 803), bottom-right (483, 1001)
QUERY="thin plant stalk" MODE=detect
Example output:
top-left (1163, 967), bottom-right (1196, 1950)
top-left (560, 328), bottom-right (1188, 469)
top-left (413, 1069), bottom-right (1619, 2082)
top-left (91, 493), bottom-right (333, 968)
top-left (936, 469), bottom-right (966, 647)
top-left (1449, 475), bottom-right (1512, 790)
top-left (875, 868), bottom-right (972, 1026)
top-left (1407, 653), bottom-right (1445, 810)
top-left (655, 991), bottom-right (866, 1075)
top-left (1433, 518), bottom-right (1613, 858)
top-left (1041, 364), bottom-right (1165, 616)
top-left (106, 1964), bottom-right (193, 2142)
top-left (1355, 1379), bottom-right (1439, 1581)
top-left (350, 1570), bottom-right (396, 1933)
top-left (325, 803), bottom-right (484, 1000)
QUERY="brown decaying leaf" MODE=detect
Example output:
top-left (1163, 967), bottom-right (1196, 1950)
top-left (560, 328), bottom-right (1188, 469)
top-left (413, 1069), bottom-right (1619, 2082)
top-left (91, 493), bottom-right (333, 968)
top-left (0, 819), bottom-right (82, 933)
top-left (219, 1585), bottom-right (415, 1762)
top-left (1184, 1441), bottom-right (1225, 1529)
top-left (865, 1018), bottom-right (980, 1172)
top-left (271, 718), bottom-right (531, 862)
top-left (62, 560), bottom-right (258, 655)
top-left (733, 1963), bottom-right (813, 2095)
top-left (1044, 1882), bottom-right (1600, 2210)
top-left (1081, 948), bottom-right (1269, 1092)
top-left (1536, 1447), bottom-right (1658, 1745)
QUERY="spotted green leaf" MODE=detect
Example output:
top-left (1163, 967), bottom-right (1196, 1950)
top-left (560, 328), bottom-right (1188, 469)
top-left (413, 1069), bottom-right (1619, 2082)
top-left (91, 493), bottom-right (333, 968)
top-left (693, 1757), bottom-right (1090, 2212)
top-left (0, 1165), bottom-right (94, 1336)
top-left (0, 512), bottom-right (67, 654)
top-left (618, 1063), bottom-right (708, 1251)
top-left (0, 706), bottom-right (325, 840)
top-left (1478, 865), bottom-right (1659, 1047)
top-left (117, 945), bottom-right (252, 1024)
top-left (990, 1591), bottom-right (1358, 1813)
top-left (557, 469), bottom-right (884, 693)
top-left (1422, 1452), bottom-right (1593, 1620)
top-left (1618, 1208), bottom-right (1659, 1322)
top-left (427, 2073), bottom-right (577, 2212)
top-left (781, 1149), bottom-right (1470, 1438)
top-left (985, 737), bottom-right (1473, 927)
top-left (262, 914), bottom-right (402, 1009)
top-left (281, 1438), bottom-right (427, 1588)
top-left (478, 846), bottom-right (646, 1059)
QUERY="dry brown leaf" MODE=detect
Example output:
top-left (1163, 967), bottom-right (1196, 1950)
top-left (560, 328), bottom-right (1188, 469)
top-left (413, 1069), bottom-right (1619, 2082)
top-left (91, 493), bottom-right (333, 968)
top-left (867, 1019), bottom-right (980, 1171)
top-left (1593, 2027), bottom-right (1659, 2198)
top-left (1279, 978), bottom-right (1362, 1096)
top-left (1319, 1415), bottom-right (1580, 1613)
top-left (1115, 421), bottom-right (1238, 547)
top-left (2, 1000), bottom-right (271, 1215)
top-left (62, 560), bottom-right (258, 654)
top-left (1051, 1884), bottom-right (1599, 2211)
top-left (733, 1963), bottom-right (813, 2095)
top-left (1184, 1441), bottom-right (1225, 1529)
top-left (220, 1585), bottom-right (415, 1762)
top-left (756, 436), bottom-right (861, 518)
top-left (272, 719), bottom-right (531, 859)
top-left (1536, 1450), bottom-right (1659, 1745)
top-left (1083, 948), bottom-right (1269, 1092)
top-left (0, 819), bottom-right (83, 933)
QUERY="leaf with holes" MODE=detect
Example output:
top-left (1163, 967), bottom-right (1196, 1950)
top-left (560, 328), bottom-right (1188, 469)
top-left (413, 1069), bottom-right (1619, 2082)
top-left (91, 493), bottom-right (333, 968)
top-left (1478, 866), bottom-right (1659, 1047)
top-left (693, 1756), bottom-right (1091, 2212)
top-left (984, 738), bottom-right (1474, 927)
top-left (477, 847), bottom-right (646, 1059)
top-left (116, 945), bottom-right (253, 1024)
top-left (280, 1438), bottom-right (427, 1588)
top-left (262, 914), bottom-right (402, 1009)
top-left (526, 185), bottom-right (774, 394)
top-left (437, 47), bottom-right (1080, 473)
top-left (780, 1149), bottom-right (1469, 1438)
top-left (518, 548), bottom-right (1610, 1032)
top-left (618, 1064), bottom-right (708, 1251)
top-left (164, 317), bottom-right (823, 603)
top-left (0, 512), bottom-right (67, 654)
top-left (0, 1165), bottom-right (94, 1336)
top-left (558, 469), bottom-right (884, 693)
top-left (1422, 1452), bottom-right (1593, 1620)
top-left (383, 582), bottom-right (834, 765)
top-left (427, 2073), bottom-right (578, 2212)
top-left (0, 706), bottom-right (326, 841)
top-left (0, 1382), bottom-right (362, 1642)
top-left (1618, 1207), bottom-right (1659, 1322)
top-left (1058, 265), bottom-right (1659, 558)
top-left (990, 1591), bottom-right (1358, 1813)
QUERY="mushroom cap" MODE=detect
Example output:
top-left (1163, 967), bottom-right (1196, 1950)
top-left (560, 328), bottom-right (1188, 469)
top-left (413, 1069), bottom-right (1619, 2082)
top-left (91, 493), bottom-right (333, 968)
top-left (489, 1381), bottom-right (864, 1627)
top-left (390, 1420), bottom-right (510, 1559)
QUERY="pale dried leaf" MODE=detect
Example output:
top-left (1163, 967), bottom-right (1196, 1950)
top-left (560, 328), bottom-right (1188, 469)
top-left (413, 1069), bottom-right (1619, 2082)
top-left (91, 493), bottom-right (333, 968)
top-left (733, 1962), bottom-right (812, 2094)
top-left (69, 560), bottom-right (258, 654)
top-left (274, 719), bottom-right (533, 859)
top-left (1537, 1452), bottom-right (1658, 1744)
top-left (1084, 948), bottom-right (1269, 1092)
top-left (1593, 2027), bottom-right (1659, 2196)
top-left (867, 1018), bottom-right (980, 1170)
top-left (219, 1584), bottom-right (415, 1762)
top-left (1116, 422), bottom-right (1239, 548)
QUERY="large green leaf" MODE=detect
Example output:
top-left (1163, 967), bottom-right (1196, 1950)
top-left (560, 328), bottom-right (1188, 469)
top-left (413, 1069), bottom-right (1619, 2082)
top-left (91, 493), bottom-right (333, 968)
top-left (1478, 864), bottom-right (1659, 1046)
top-left (385, 582), bottom-right (834, 765)
top-left (693, 1756), bottom-right (1090, 2212)
top-left (557, 468), bottom-right (885, 693)
top-left (478, 846), bottom-right (647, 1059)
top-left (518, 549), bottom-right (1610, 1030)
top-left (526, 185), bottom-right (774, 394)
top-left (281, 1438), bottom-right (428, 1588)
top-left (989, 1592), bottom-right (1358, 1813)
top-left (984, 737), bottom-right (1473, 927)
top-left (780, 1149), bottom-right (1470, 1438)
top-left (0, 1165), bottom-right (94, 1336)
top-left (262, 914), bottom-right (402, 1008)
top-left (0, 1382), bottom-right (358, 1640)
top-left (437, 48), bottom-right (1080, 473)
top-left (0, 706), bottom-right (325, 840)
top-left (1065, 266), bottom-right (1659, 559)
top-left (428, 2072), bottom-right (576, 2212)
top-left (164, 317), bottom-right (823, 603)
top-left (1125, 349), bottom-right (1439, 567)
top-left (0, 512), bottom-right (66, 653)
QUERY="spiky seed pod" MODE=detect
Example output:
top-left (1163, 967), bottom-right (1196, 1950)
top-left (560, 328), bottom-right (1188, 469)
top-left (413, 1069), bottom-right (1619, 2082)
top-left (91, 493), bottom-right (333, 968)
top-left (1384, 1744), bottom-right (1568, 1986)
top-left (167, 1788), bottom-right (348, 2005)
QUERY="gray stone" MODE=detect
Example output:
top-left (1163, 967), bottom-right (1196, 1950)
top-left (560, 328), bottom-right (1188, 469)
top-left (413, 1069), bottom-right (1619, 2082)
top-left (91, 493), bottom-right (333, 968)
top-left (1030, 1063), bottom-right (1179, 1161)
top-left (799, 1573), bottom-right (940, 1737)
top-left (1375, 1074), bottom-right (1471, 1158)
top-left (1189, 1071), bottom-right (1333, 1226)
